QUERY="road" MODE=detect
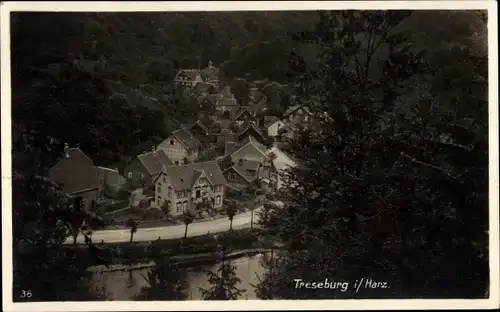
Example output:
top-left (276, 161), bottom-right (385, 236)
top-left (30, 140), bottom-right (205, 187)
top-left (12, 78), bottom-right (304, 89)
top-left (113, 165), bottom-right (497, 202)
top-left (66, 206), bottom-right (264, 244)
top-left (270, 145), bottom-right (297, 189)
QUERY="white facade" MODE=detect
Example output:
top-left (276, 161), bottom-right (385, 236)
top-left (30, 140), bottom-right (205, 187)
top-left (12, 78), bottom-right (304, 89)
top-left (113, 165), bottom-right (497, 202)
top-left (154, 171), bottom-right (224, 217)
top-left (267, 120), bottom-right (286, 137)
top-left (157, 135), bottom-right (199, 165)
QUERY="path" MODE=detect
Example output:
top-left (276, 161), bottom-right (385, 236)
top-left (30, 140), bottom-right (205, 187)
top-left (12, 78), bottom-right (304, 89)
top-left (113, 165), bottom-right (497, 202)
top-left (66, 206), bottom-right (267, 244)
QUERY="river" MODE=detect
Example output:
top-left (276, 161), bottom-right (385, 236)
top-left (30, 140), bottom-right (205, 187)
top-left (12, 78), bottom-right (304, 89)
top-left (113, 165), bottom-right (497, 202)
top-left (89, 254), bottom-right (268, 300)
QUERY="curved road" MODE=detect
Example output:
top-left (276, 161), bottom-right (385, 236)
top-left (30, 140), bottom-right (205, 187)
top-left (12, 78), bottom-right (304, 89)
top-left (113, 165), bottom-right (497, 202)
top-left (66, 206), bottom-right (266, 244)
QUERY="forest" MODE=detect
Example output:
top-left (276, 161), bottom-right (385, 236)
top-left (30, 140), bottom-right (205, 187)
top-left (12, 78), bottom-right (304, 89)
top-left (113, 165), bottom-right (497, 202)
top-left (10, 10), bottom-right (489, 300)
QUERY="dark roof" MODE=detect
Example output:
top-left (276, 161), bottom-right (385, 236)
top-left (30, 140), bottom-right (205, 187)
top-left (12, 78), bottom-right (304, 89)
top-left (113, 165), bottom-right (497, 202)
top-left (237, 121), bottom-right (265, 140)
top-left (48, 148), bottom-right (99, 195)
top-left (201, 94), bottom-right (221, 106)
top-left (231, 159), bottom-right (261, 182)
top-left (172, 128), bottom-right (202, 150)
top-left (175, 69), bottom-right (201, 81)
top-left (231, 106), bottom-right (254, 122)
top-left (263, 116), bottom-right (280, 128)
top-left (137, 149), bottom-right (174, 176)
top-left (199, 66), bottom-right (220, 82)
top-left (224, 141), bottom-right (239, 157)
top-left (194, 120), bottom-right (210, 134)
top-left (162, 160), bottom-right (226, 191)
top-left (283, 104), bottom-right (312, 117)
top-left (217, 97), bottom-right (238, 107)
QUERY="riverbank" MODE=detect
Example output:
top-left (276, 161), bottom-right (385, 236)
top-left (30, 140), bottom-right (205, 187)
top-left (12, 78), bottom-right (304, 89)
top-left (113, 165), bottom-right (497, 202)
top-left (86, 247), bottom-right (277, 273)
top-left (42, 228), bottom-right (281, 266)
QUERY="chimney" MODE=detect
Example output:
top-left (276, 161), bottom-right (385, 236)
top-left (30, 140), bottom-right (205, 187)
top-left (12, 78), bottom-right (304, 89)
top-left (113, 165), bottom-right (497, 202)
top-left (64, 143), bottom-right (70, 159)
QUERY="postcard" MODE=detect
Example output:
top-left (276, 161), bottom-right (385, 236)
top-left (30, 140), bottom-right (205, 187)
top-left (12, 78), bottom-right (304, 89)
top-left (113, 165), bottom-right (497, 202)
top-left (1, 1), bottom-right (498, 311)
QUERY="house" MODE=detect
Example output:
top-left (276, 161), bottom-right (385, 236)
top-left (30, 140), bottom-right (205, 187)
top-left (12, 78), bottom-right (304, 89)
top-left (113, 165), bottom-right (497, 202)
top-left (198, 94), bottom-right (220, 119)
top-left (173, 61), bottom-right (221, 89)
top-left (192, 81), bottom-right (217, 96)
top-left (263, 116), bottom-right (287, 138)
top-left (48, 144), bottom-right (99, 211)
top-left (153, 160), bottom-right (227, 216)
top-left (230, 106), bottom-right (256, 128)
top-left (216, 86), bottom-right (238, 112)
top-left (157, 128), bottom-right (202, 165)
top-left (97, 166), bottom-right (128, 196)
top-left (124, 149), bottom-right (174, 188)
top-left (218, 136), bottom-right (275, 189)
top-left (173, 69), bottom-right (204, 87)
top-left (236, 120), bottom-right (267, 144)
top-left (181, 120), bottom-right (211, 147)
top-left (199, 60), bottom-right (220, 86)
top-left (283, 104), bottom-right (314, 125)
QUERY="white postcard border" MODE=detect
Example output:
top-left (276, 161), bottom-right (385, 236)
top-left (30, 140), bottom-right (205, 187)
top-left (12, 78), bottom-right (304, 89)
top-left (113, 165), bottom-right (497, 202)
top-left (1, 1), bottom-right (498, 311)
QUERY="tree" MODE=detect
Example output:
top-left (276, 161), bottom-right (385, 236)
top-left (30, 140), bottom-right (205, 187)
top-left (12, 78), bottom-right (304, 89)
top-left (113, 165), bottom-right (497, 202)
top-left (125, 219), bottom-right (138, 243)
top-left (225, 202), bottom-right (238, 231)
top-left (257, 10), bottom-right (488, 299)
top-left (199, 247), bottom-right (246, 300)
top-left (136, 248), bottom-right (189, 300)
top-left (66, 206), bottom-right (88, 245)
top-left (181, 210), bottom-right (195, 238)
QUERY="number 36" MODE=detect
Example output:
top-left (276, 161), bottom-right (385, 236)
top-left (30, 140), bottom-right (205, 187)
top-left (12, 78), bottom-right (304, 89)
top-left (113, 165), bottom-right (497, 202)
top-left (20, 290), bottom-right (32, 299)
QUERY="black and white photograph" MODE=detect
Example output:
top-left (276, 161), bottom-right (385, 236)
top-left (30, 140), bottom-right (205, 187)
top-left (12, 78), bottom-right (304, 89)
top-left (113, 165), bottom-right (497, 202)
top-left (1, 1), bottom-right (498, 311)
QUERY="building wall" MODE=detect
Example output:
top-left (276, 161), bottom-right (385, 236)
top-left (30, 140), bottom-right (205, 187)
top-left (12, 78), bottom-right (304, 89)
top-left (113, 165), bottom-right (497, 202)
top-left (72, 189), bottom-right (99, 212)
top-left (154, 173), bottom-right (180, 216)
top-left (158, 136), bottom-right (189, 164)
top-left (267, 121), bottom-right (286, 137)
top-left (223, 168), bottom-right (250, 188)
top-left (97, 167), bottom-right (128, 195)
top-left (154, 172), bottom-right (224, 217)
top-left (123, 159), bottom-right (152, 188)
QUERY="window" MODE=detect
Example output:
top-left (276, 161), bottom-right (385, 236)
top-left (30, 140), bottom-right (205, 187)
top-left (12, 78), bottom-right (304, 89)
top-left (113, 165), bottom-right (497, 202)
top-left (175, 161), bottom-right (179, 165)
top-left (202, 185), bottom-right (208, 194)
top-left (140, 173), bottom-right (145, 179)
top-left (163, 176), bottom-right (167, 183)
top-left (157, 196), bottom-right (161, 206)
top-left (216, 196), bottom-right (221, 205)
top-left (196, 190), bottom-right (201, 198)
top-left (176, 202), bottom-right (181, 212)
top-left (304, 115), bottom-right (309, 122)
top-left (167, 201), bottom-right (171, 210)
top-left (168, 188), bottom-right (172, 197)
top-left (170, 140), bottom-right (174, 145)
top-left (228, 172), bottom-right (235, 180)
top-left (215, 185), bottom-right (222, 192)
top-left (127, 172), bottom-right (132, 178)
top-left (183, 201), bottom-right (188, 211)
top-left (157, 184), bottom-right (162, 194)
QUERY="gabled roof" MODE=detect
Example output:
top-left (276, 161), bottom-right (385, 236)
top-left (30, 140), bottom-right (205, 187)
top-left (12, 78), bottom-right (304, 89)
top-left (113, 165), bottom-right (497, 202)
top-left (263, 116), bottom-right (281, 128)
top-left (199, 64), bottom-right (220, 82)
top-left (175, 69), bottom-right (201, 81)
top-left (229, 135), bottom-right (268, 160)
top-left (171, 128), bottom-right (202, 150)
top-left (237, 121), bottom-right (265, 140)
top-left (251, 96), bottom-right (268, 116)
top-left (231, 159), bottom-right (262, 183)
top-left (283, 104), bottom-right (312, 117)
top-left (200, 94), bottom-right (222, 106)
top-left (48, 148), bottom-right (99, 195)
top-left (137, 149), bottom-right (174, 176)
top-left (231, 106), bottom-right (255, 122)
top-left (159, 160), bottom-right (226, 191)
top-left (224, 141), bottom-right (239, 157)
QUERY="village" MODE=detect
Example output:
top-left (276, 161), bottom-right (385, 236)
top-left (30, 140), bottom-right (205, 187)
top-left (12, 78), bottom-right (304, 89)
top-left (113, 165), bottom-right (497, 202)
top-left (49, 61), bottom-right (312, 244)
